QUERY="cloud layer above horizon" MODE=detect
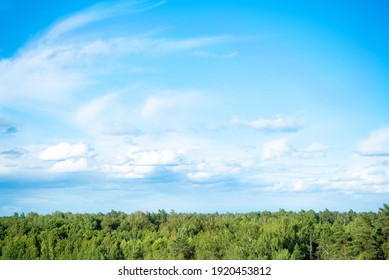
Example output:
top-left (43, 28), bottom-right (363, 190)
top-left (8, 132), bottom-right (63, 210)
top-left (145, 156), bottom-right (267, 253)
top-left (0, 0), bottom-right (388, 215)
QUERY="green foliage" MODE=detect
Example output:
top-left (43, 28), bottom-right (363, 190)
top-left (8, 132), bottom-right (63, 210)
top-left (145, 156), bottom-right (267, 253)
top-left (0, 205), bottom-right (388, 260)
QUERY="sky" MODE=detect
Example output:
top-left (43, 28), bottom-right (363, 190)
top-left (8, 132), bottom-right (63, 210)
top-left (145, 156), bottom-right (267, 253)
top-left (0, 0), bottom-right (389, 216)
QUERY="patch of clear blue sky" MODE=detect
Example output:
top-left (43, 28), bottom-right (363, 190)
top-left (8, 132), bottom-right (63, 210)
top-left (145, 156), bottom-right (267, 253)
top-left (0, 0), bottom-right (388, 215)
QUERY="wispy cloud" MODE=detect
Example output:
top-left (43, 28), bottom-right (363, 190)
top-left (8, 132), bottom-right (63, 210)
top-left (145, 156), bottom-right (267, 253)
top-left (0, 118), bottom-right (19, 135)
top-left (74, 93), bottom-right (117, 125)
top-left (0, 1), bottom-right (226, 113)
top-left (43, 0), bottom-right (166, 41)
top-left (140, 91), bottom-right (199, 118)
top-left (357, 126), bottom-right (389, 156)
top-left (191, 50), bottom-right (239, 59)
top-left (0, 149), bottom-right (25, 159)
top-left (231, 116), bottom-right (302, 132)
top-left (47, 158), bottom-right (89, 173)
top-left (261, 139), bottom-right (329, 160)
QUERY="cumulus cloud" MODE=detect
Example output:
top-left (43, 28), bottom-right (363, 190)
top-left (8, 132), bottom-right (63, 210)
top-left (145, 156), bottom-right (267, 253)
top-left (357, 126), bottom-right (389, 156)
top-left (271, 180), bottom-right (320, 192)
top-left (126, 146), bottom-right (184, 166)
top-left (261, 138), bottom-right (293, 160)
top-left (327, 162), bottom-right (389, 194)
top-left (102, 146), bottom-right (185, 179)
top-left (47, 158), bottom-right (88, 173)
top-left (231, 116), bottom-right (302, 132)
top-left (186, 161), bottom-right (241, 183)
top-left (39, 142), bottom-right (90, 161)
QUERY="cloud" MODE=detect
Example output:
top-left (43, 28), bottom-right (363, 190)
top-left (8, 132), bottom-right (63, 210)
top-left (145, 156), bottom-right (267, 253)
top-left (1, 126), bottom-right (18, 135)
top-left (327, 161), bottom-right (389, 194)
top-left (39, 142), bottom-right (90, 161)
top-left (126, 146), bottom-right (184, 166)
top-left (191, 50), bottom-right (239, 59)
top-left (298, 143), bottom-right (329, 159)
top-left (0, 149), bottom-right (25, 159)
top-left (186, 160), bottom-right (241, 183)
top-left (0, 1), bottom-right (225, 112)
top-left (140, 91), bottom-right (198, 118)
top-left (261, 139), bottom-right (329, 160)
top-left (357, 126), bottom-right (389, 156)
top-left (47, 158), bottom-right (88, 173)
top-left (271, 180), bottom-right (320, 192)
top-left (102, 146), bottom-right (185, 179)
top-left (103, 123), bottom-right (143, 136)
top-left (43, 0), bottom-right (165, 41)
top-left (0, 118), bottom-right (18, 135)
top-left (231, 116), bottom-right (302, 132)
top-left (261, 138), bottom-right (293, 160)
top-left (102, 164), bottom-right (156, 179)
top-left (187, 171), bottom-right (214, 182)
top-left (74, 93), bottom-right (116, 125)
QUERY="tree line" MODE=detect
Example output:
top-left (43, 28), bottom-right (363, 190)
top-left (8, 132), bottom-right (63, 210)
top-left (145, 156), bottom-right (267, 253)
top-left (0, 204), bottom-right (388, 260)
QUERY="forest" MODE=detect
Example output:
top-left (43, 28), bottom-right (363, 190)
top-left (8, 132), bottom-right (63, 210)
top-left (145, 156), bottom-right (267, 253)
top-left (0, 204), bottom-right (388, 260)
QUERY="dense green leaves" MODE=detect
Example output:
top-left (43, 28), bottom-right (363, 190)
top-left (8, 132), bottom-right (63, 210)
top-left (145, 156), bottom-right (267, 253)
top-left (0, 206), bottom-right (388, 260)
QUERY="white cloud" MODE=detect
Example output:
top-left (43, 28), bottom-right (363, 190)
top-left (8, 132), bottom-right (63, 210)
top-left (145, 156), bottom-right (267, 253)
top-left (74, 93), bottom-right (116, 125)
top-left (47, 158), bottom-right (88, 173)
top-left (186, 160), bottom-right (241, 183)
top-left (298, 143), bottom-right (329, 159)
top-left (102, 163), bottom-right (155, 179)
top-left (231, 116), bottom-right (302, 132)
top-left (102, 146), bottom-right (185, 179)
top-left (140, 91), bottom-right (198, 118)
top-left (191, 50), bottom-right (238, 59)
top-left (261, 138), bottom-right (293, 160)
top-left (0, 3), bottom-right (226, 111)
top-left (272, 180), bottom-right (316, 192)
top-left (357, 126), bottom-right (389, 156)
top-left (127, 146), bottom-right (183, 165)
top-left (39, 142), bottom-right (89, 161)
top-left (187, 171), bottom-right (214, 182)
top-left (261, 139), bottom-right (329, 160)
top-left (43, 0), bottom-right (165, 41)
top-left (103, 122), bottom-right (143, 136)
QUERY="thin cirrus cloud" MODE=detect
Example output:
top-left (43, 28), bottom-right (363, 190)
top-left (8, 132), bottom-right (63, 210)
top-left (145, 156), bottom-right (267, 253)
top-left (0, 149), bottom-right (25, 159)
top-left (0, 1), bottom-right (229, 111)
top-left (261, 139), bottom-right (329, 160)
top-left (231, 116), bottom-right (302, 132)
top-left (42, 0), bottom-right (166, 41)
top-left (0, 118), bottom-right (18, 135)
top-left (140, 91), bottom-right (199, 118)
top-left (357, 126), bottom-right (389, 156)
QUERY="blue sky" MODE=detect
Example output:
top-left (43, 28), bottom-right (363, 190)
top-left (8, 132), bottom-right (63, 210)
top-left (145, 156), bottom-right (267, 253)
top-left (1, 0), bottom-right (389, 215)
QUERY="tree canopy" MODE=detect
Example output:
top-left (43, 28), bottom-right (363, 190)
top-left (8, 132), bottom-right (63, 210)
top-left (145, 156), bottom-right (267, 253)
top-left (1, 205), bottom-right (388, 260)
